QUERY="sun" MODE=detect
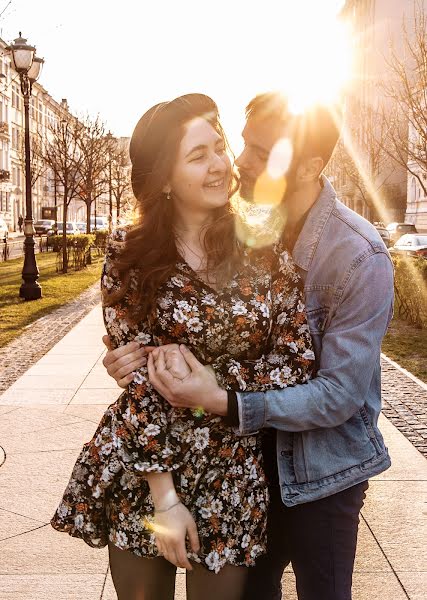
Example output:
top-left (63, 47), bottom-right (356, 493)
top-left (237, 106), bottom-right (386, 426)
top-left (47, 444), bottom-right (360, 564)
top-left (285, 19), bottom-right (353, 115)
top-left (251, 2), bottom-right (353, 115)
top-left (218, 2), bottom-right (353, 154)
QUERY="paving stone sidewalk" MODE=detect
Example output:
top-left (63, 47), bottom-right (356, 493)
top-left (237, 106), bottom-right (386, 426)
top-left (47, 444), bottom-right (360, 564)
top-left (1, 289), bottom-right (426, 458)
top-left (381, 357), bottom-right (427, 458)
top-left (0, 283), bottom-right (101, 394)
top-left (0, 305), bottom-right (426, 600)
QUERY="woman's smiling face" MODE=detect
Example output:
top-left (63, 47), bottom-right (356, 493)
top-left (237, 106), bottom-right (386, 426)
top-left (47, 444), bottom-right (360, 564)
top-left (168, 117), bottom-right (232, 216)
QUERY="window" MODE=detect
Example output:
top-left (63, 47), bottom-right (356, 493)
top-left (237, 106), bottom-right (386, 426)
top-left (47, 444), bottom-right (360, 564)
top-left (410, 178), bottom-right (417, 204)
top-left (11, 127), bottom-right (18, 150)
top-left (12, 84), bottom-right (22, 111)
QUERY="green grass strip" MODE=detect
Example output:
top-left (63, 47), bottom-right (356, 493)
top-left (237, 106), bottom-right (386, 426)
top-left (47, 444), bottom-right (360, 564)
top-left (0, 252), bottom-right (103, 348)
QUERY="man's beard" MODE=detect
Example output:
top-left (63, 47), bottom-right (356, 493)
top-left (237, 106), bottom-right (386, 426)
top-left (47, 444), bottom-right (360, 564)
top-left (238, 165), bottom-right (299, 206)
top-left (238, 171), bottom-right (257, 202)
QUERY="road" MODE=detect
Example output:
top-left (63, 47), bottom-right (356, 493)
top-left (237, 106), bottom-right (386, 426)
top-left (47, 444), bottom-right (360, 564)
top-left (0, 235), bottom-right (47, 261)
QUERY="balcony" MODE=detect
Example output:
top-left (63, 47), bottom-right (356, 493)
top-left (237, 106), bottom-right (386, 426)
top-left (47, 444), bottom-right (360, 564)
top-left (0, 169), bottom-right (11, 182)
top-left (0, 121), bottom-right (9, 139)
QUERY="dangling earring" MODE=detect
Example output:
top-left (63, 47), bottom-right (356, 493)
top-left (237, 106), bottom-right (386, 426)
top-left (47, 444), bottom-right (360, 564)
top-left (166, 191), bottom-right (171, 200)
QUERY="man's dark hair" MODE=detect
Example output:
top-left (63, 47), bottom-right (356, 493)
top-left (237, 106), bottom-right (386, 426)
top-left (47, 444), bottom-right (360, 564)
top-left (246, 92), bottom-right (343, 168)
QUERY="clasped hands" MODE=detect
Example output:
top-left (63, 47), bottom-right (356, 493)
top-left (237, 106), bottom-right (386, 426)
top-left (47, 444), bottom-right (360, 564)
top-left (102, 337), bottom-right (228, 416)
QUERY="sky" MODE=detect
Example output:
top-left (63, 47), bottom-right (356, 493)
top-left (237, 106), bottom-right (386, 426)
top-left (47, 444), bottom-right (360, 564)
top-left (0, 0), bottom-right (348, 152)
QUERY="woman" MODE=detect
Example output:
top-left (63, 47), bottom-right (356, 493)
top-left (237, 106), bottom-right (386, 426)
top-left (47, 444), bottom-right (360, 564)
top-left (51, 93), bottom-right (314, 599)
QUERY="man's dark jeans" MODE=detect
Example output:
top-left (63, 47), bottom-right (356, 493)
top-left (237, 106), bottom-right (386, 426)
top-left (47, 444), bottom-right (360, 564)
top-left (243, 435), bottom-right (369, 600)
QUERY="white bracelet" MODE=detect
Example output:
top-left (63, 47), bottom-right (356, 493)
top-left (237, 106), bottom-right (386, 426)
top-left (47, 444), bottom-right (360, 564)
top-left (155, 500), bottom-right (181, 514)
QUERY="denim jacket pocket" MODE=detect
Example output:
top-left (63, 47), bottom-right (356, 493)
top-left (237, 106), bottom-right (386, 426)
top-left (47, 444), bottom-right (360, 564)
top-left (306, 306), bottom-right (329, 335)
top-left (288, 414), bottom-right (381, 485)
top-left (358, 405), bottom-right (383, 454)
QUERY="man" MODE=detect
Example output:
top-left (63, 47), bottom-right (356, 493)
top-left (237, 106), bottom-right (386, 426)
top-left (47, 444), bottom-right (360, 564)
top-left (103, 93), bottom-right (394, 599)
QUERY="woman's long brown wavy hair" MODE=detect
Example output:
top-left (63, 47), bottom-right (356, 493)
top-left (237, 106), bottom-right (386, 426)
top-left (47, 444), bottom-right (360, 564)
top-left (104, 93), bottom-right (240, 321)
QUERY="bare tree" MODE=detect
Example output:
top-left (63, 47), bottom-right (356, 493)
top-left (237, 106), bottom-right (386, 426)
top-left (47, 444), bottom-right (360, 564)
top-left (327, 101), bottom-right (393, 221)
top-left (382, 2), bottom-right (427, 195)
top-left (74, 115), bottom-right (111, 233)
top-left (20, 126), bottom-right (45, 187)
top-left (110, 143), bottom-right (132, 221)
top-left (41, 116), bottom-right (84, 272)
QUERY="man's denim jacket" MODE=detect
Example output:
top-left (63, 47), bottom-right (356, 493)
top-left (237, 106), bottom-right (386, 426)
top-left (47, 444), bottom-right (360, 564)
top-left (237, 176), bottom-right (394, 506)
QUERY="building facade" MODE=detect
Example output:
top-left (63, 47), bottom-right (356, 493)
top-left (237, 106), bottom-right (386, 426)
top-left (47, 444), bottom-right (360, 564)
top-left (333, 0), bottom-right (427, 225)
top-left (0, 38), bottom-right (117, 233)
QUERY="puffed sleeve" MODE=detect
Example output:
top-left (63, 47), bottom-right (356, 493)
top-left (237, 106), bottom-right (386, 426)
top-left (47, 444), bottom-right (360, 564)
top-left (101, 230), bottom-right (182, 473)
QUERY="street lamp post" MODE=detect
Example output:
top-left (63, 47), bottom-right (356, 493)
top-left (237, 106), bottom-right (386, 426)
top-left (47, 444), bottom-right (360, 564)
top-left (9, 33), bottom-right (44, 300)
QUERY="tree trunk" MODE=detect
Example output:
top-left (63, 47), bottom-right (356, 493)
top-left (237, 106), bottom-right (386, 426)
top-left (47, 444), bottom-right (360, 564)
top-left (62, 194), bottom-right (68, 273)
top-left (86, 195), bottom-right (92, 265)
top-left (86, 199), bottom-right (91, 234)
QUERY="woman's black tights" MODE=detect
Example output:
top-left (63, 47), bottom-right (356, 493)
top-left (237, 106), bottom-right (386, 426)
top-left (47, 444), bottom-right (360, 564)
top-left (108, 542), bottom-right (248, 600)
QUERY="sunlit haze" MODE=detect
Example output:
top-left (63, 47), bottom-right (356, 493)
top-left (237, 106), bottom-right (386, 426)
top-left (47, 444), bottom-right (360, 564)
top-left (1, 0), bottom-right (350, 153)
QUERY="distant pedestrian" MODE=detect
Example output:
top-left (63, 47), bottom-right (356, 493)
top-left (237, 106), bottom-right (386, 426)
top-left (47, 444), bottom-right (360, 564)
top-left (18, 215), bottom-right (23, 233)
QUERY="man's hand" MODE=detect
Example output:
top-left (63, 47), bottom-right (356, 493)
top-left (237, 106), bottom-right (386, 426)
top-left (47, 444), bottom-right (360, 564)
top-left (147, 345), bottom-right (228, 416)
top-left (102, 335), bottom-right (151, 388)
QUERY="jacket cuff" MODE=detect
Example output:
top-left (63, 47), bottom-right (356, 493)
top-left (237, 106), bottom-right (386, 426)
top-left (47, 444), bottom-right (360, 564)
top-left (236, 391), bottom-right (266, 434)
top-left (224, 390), bottom-right (239, 427)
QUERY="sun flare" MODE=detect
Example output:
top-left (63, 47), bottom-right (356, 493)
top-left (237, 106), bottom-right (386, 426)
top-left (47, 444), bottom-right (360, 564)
top-left (265, 5), bottom-right (353, 115)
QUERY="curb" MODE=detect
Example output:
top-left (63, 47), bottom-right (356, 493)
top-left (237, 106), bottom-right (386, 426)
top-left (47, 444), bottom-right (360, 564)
top-left (381, 352), bottom-right (427, 391)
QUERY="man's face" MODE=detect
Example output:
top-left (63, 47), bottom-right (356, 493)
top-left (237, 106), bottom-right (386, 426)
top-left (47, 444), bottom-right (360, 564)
top-left (236, 115), bottom-right (289, 201)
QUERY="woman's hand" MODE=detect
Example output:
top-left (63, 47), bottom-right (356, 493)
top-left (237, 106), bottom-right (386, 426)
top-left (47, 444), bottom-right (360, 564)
top-left (152, 346), bottom-right (191, 380)
top-left (153, 502), bottom-right (200, 570)
top-left (102, 336), bottom-right (151, 387)
top-left (101, 338), bottom-right (186, 388)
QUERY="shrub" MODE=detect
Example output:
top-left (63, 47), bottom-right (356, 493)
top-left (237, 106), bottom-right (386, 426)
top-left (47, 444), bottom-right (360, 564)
top-left (93, 229), bottom-right (108, 254)
top-left (73, 234), bottom-right (95, 270)
top-left (48, 234), bottom-right (96, 271)
top-left (391, 255), bottom-right (427, 328)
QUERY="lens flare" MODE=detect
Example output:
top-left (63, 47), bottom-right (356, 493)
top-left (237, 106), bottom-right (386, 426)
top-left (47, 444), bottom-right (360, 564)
top-left (234, 199), bottom-right (285, 250)
top-left (252, 171), bottom-right (287, 207)
top-left (267, 138), bottom-right (293, 179)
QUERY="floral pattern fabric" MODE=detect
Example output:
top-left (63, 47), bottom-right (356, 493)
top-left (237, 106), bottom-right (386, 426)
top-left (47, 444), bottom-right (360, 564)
top-left (51, 229), bottom-right (314, 573)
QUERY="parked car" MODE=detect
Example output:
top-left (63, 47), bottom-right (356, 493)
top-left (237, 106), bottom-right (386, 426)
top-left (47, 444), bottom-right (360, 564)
top-left (373, 223), bottom-right (391, 247)
top-left (90, 216), bottom-right (108, 231)
top-left (0, 217), bottom-right (8, 242)
top-left (75, 222), bottom-right (87, 233)
top-left (389, 234), bottom-right (427, 259)
top-left (56, 221), bottom-right (79, 235)
top-left (34, 219), bottom-right (55, 236)
top-left (386, 222), bottom-right (418, 244)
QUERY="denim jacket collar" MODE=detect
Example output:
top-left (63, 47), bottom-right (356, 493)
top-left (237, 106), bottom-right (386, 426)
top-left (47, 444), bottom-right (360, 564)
top-left (292, 175), bottom-right (337, 272)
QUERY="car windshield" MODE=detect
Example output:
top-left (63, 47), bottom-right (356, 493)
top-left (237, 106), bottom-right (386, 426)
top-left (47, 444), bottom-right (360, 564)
top-left (415, 236), bottom-right (427, 245)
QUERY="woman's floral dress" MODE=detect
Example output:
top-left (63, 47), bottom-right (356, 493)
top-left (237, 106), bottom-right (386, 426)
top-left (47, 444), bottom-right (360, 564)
top-left (51, 229), bottom-right (314, 573)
